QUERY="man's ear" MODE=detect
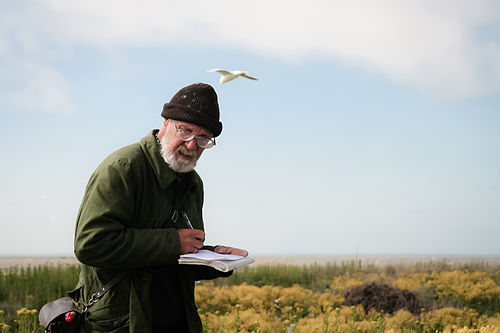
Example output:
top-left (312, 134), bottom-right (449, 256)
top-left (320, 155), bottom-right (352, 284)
top-left (157, 118), bottom-right (169, 140)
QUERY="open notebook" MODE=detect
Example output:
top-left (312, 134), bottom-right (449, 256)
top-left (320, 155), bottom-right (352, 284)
top-left (178, 250), bottom-right (255, 272)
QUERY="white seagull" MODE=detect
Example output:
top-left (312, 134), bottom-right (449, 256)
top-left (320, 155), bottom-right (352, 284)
top-left (204, 69), bottom-right (259, 84)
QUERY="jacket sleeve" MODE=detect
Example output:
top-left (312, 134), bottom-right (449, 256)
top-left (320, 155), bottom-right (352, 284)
top-left (74, 158), bottom-right (181, 269)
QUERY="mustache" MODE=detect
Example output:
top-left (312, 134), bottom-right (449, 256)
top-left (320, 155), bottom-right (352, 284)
top-left (177, 145), bottom-right (197, 157)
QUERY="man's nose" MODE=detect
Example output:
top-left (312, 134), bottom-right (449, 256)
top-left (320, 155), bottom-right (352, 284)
top-left (185, 139), bottom-right (198, 151)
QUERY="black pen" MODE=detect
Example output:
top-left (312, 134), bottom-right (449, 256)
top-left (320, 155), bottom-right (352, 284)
top-left (180, 211), bottom-right (194, 229)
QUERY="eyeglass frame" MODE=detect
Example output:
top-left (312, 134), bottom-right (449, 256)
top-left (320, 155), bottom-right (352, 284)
top-left (173, 121), bottom-right (216, 149)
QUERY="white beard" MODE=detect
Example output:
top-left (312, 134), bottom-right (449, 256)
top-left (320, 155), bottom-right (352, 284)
top-left (159, 135), bottom-right (199, 173)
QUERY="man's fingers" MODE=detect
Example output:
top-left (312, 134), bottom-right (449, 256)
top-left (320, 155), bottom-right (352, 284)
top-left (192, 230), bottom-right (205, 242)
top-left (231, 248), bottom-right (248, 257)
top-left (215, 246), bottom-right (227, 253)
top-left (193, 239), bottom-right (204, 250)
top-left (215, 246), bottom-right (249, 257)
top-left (178, 229), bottom-right (206, 254)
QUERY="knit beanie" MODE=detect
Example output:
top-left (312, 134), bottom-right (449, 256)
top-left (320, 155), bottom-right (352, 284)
top-left (161, 83), bottom-right (222, 137)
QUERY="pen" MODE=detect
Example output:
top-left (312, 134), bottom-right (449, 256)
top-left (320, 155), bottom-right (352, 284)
top-left (180, 211), bottom-right (194, 229)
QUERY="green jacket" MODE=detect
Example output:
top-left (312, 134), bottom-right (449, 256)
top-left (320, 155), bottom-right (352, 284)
top-left (71, 130), bottom-right (228, 332)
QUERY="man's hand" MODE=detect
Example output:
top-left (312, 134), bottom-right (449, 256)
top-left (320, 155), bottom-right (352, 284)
top-left (214, 245), bottom-right (248, 257)
top-left (178, 229), bottom-right (205, 254)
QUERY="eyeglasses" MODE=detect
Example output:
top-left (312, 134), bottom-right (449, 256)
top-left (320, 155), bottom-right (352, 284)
top-left (173, 122), bottom-right (216, 149)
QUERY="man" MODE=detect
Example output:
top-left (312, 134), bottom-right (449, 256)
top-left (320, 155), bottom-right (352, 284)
top-left (70, 83), bottom-right (248, 332)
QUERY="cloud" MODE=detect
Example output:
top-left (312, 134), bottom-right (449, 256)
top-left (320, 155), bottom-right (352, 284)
top-left (0, 59), bottom-right (77, 115)
top-left (3, 0), bottom-right (500, 100)
top-left (0, 2), bottom-right (76, 114)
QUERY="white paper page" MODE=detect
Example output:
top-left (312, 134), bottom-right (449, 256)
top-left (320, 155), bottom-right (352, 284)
top-left (180, 249), bottom-right (244, 261)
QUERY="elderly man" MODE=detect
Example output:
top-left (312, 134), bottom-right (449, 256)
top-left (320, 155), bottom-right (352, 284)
top-left (70, 83), bottom-right (247, 332)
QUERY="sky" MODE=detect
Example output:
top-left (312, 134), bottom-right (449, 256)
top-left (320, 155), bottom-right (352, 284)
top-left (1, 0), bottom-right (499, 256)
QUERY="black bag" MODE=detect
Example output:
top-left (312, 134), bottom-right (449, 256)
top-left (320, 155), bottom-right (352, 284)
top-left (39, 297), bottom-right (82, 333)
top-left (39, 272), bottom-right (128, 333)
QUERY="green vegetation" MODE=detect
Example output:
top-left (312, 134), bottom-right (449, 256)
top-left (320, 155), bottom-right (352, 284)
top-left (0, 264), bottom-right (79, 327)
top-left (219, 261), bottom-right (367, 291)
top-left (0, 260), bottom-right (499, 332)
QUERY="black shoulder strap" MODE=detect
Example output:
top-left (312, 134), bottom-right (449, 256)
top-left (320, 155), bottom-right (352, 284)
top-left (84, 271), bottom-right (129, 311)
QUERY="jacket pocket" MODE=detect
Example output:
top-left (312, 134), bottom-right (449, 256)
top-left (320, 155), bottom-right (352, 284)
top-left (83, 314), bottom-right (129, 333)
top-left (84, 300), bottom-right (129, 333)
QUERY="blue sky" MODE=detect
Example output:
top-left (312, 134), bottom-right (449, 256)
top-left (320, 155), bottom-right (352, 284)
top-left (1, 0), bottom-right (499, 256)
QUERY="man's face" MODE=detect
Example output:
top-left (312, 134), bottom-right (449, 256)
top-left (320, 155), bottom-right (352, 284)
top-left (158, 119), bottom-right (212, 173)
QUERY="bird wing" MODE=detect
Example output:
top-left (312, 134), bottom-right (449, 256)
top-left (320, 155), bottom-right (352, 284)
top-left (205, 69), bottom-right (232, 75)
top-left (241, 72), bottom-right (258, 80)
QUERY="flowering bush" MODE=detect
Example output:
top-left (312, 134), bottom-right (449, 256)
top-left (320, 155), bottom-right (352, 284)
top-left (196, 283), bottom-right (500, 332)
top-left (1, 263), bottom-right (499, 332)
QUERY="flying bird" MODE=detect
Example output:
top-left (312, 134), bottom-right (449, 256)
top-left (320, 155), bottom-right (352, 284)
top-left (204, 69), bottom-right (259, 84)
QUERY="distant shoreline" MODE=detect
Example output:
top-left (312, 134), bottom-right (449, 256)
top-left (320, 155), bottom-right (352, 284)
top-left (1, 255), bottom-right (499, 269)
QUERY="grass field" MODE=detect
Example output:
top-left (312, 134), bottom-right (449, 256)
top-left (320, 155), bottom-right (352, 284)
top-left (0, 257), bottom-right (499, 332)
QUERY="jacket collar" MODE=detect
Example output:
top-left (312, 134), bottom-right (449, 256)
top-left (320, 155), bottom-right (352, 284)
top-left (140, 130), bottom-right (201, 190)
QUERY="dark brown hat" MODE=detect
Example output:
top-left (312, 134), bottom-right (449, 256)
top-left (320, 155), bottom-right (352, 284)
top-left (161, 83), bottom-right (222, 137)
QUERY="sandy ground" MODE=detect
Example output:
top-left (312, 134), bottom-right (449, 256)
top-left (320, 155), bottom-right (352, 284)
top-left (1, 255), bottom-right (499, 269)
top-left (252, 255), bottom-right (500, 267)
top-left (0, 257), bottom-right (79, 269)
